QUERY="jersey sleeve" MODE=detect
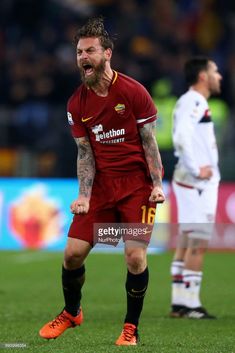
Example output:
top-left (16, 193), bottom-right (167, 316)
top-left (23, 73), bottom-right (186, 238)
top-left (133, 84), bottom-right (157, 128)
top-left (67, 95), bottom-right (87, 138)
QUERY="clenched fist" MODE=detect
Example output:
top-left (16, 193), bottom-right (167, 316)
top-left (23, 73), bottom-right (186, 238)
top-left (149, 186), bottom-right (165, 203)
top-left (70, 196), bottom-right (90, 214)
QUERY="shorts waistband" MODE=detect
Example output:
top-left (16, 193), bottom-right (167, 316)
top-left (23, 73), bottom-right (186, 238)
top-left (174, 181), bottom-right (204, 194)
top-left (95, 170), bottom-right (149, 179)
top-left (175, 181), bottom-right (195, 189)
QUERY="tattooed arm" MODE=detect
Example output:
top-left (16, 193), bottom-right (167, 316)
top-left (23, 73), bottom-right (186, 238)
top-left (70, 136), bottom-right (95, 214)
top-left (139, 121), bottom-right (165, 203)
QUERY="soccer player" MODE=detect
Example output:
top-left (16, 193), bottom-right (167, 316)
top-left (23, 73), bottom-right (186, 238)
top-left (39, 17), bottom-right (165, 345)
top-left (170, 57), bottom-right (222, 319)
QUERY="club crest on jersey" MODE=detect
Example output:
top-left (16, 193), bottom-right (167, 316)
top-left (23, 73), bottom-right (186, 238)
top-left (67, 112), bottom-right (74, 125)
top-left (114, 103), bottom-right (125, 115)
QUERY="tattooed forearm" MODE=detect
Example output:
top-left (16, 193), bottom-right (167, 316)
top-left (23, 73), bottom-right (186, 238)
top-left (139, 122), bottom-right (163, 187)
top-left (75, 137), bottom-right (95, 198)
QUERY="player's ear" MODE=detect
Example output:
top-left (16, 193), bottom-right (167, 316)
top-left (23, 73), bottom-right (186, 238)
top-left (104, 48), bottom-right (112, 60)
top-left (199, 70), bottom-right (208, 82)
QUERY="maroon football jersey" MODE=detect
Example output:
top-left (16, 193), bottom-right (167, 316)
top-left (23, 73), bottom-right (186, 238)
top-left (67, 71), bottom-right (157, 175)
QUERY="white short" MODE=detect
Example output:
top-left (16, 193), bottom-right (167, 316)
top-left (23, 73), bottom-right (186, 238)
top-left (172, 181), bottom-right (219, 239)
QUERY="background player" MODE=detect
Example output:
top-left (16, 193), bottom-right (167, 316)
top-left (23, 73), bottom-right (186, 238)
top-left (170, 56), bottom-right (222, 319)
top-left (39, 17), bottom-right (165, 345)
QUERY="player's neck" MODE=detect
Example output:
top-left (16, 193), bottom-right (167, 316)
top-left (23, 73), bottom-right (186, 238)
top-left (91, 67), bottom-right (114, 97)
top-left (190, 84), bottom-right (210, 100)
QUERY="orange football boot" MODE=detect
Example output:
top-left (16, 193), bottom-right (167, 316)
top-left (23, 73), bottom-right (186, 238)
top-left (39, 308), bottom-right (83, 339)
top-left (115, 323), bottom-right (138, 346)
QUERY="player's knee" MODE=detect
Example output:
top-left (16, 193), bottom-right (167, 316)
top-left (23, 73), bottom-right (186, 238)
top-left (188, 238), bottom-right (208, 254)
top-left (64, 247), bottom-right (84, 269)
top-left (189, 247), bottom-right (207, 256)
top-left (125, 249), bottom-right (146, 273)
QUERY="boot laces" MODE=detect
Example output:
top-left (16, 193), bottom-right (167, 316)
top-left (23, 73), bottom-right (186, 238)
top-left (122, 324), bottom-right (136, 341)
top-left (49, 312), bottom-right (69, 329)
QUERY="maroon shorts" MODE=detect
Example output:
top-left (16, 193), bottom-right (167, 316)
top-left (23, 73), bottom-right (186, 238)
top-left (68, 172), bottom-right (157, 246)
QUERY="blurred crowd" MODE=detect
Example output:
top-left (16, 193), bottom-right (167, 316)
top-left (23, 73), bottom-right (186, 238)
top-left (0, 0), bottom-right (235, 179)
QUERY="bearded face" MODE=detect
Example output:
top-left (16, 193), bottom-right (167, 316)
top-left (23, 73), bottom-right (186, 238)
top-left (79, 57), bottom-right (106, 87)
top-left (76, 37), bottom-right (109, 88)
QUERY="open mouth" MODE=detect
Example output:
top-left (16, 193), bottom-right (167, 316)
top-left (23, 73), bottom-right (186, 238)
top-left (82, 64), bottom-right (94, 76)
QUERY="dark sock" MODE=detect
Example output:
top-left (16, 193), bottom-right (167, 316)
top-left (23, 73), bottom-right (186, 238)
top-left (124, 267), bottom-right (149, 327)
top-left (62, 265), bottom-right (85, 316)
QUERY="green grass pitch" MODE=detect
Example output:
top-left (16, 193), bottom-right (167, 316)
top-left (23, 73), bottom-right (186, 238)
top-left (0, 250), bottom-right (234, 353)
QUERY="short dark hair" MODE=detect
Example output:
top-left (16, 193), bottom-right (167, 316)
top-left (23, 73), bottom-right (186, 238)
top-left (184, 56), bottom-right (210, 85)
top-left (74, 17), bottom-right (114, 50)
